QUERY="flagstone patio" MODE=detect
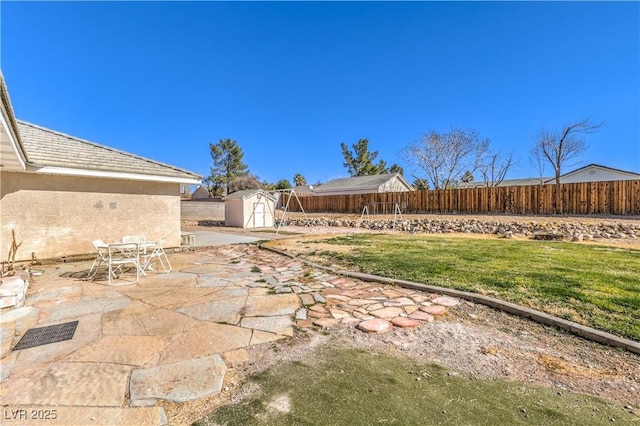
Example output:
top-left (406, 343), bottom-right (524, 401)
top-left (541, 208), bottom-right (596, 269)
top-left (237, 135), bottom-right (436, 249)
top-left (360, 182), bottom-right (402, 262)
top-left (0, 243), bottom-right (459, 425)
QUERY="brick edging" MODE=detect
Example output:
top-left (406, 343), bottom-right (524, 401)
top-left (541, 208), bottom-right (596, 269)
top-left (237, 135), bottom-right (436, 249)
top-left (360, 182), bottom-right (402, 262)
top-left (259, 244), bottom-right (640, 355)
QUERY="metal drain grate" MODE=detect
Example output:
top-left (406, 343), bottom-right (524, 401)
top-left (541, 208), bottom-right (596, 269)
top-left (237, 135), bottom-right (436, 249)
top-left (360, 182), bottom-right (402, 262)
top-left (12, 321), bottom-right (79, 351)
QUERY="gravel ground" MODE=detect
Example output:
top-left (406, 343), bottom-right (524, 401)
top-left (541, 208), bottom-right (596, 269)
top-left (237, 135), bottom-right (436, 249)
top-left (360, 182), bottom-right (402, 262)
top-left (242, 296), bottom-right (640, 409)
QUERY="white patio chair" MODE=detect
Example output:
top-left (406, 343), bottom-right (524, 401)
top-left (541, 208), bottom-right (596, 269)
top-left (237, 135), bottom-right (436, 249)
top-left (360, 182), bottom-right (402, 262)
top-left (107, 242), bottom-right (140, 285)
top-left (141, 236), bottom-right (172, 274)
top-left (87, 239), bottom-right (109, 280)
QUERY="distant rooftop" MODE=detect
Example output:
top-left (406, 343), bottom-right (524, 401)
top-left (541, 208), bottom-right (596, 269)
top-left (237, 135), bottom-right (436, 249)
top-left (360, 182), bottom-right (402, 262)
top-left (314, 173), bottom-right (412, 192)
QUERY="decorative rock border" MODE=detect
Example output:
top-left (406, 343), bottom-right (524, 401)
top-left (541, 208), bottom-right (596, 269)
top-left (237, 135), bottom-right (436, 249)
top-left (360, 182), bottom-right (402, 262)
top-left (260, 244), bottom-right (640, 355)
top-left (279, 217), bottom-right (640, 241)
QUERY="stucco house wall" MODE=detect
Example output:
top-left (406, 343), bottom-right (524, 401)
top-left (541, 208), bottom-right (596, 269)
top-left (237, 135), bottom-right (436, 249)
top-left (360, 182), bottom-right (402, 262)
top-left (1, 172), bottom-right (182, 261)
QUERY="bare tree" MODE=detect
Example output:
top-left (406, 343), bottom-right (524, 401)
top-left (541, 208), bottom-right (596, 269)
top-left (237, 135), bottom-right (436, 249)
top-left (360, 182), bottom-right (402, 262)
top-left (479, 152), bottom-right (515, 187)
top-left (529, 150), bottom-right (548, 184)
top-left (530, 118), bottom-right (603, 213)
top-left (403, 128), bottom-right (490, 190)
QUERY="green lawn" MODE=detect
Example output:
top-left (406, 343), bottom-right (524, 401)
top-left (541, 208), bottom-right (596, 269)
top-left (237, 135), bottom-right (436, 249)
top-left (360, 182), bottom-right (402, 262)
top-left (307, 234), bottom-right (640, 342)
top-left (196, 346), bottom-right (636, 426)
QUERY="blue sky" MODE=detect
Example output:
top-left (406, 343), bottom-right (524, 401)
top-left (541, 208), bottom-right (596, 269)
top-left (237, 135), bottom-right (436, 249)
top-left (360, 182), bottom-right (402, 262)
top-left (2, 1), bottom-right (638, 185)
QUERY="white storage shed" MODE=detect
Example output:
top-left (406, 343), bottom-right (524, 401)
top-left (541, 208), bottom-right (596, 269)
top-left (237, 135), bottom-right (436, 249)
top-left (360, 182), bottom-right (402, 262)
top-left (224, 189), bottom-right (277, 228)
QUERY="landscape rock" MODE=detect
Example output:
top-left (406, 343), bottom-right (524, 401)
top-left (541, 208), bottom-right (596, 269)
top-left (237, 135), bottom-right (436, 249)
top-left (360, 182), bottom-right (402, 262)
top-left (357, 318), bottom-right (394, 333)
top-left (278, 217), bottom-right (638, 241)
top-left (391, 317), bottom-right (421, 328)
top-left (409, 311), bottom-right (435, 322)
top-left (420, 305), bottom-right (447, 316)
top-left (432, 296), bottom-right (460, 307)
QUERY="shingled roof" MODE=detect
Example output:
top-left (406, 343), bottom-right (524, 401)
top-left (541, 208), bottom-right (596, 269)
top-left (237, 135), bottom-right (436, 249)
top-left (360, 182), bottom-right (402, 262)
top-left (314, 173), bottom-right (413, 193)
top-left (17, 120), bottom-right (201, 183)
top-left (224, 188), bottom-right (276, 201)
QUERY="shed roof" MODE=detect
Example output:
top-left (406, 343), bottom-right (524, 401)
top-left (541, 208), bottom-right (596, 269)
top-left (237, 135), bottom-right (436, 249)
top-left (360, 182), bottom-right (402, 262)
top-left (314, 173), bottom-right (413, 193)
top-left (17, 120), bottom-right (201, 184)
top-left (224, 188), bottom-right (277, 201)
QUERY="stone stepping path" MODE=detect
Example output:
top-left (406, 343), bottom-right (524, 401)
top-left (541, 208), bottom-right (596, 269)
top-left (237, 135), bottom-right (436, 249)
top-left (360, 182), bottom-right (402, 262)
top-left (236, 246), bottom-right (459, 333)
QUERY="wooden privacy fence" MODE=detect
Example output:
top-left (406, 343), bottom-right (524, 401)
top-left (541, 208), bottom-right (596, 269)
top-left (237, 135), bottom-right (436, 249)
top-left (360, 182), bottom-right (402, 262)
top-left (285, 180), bottom-right (640, 215)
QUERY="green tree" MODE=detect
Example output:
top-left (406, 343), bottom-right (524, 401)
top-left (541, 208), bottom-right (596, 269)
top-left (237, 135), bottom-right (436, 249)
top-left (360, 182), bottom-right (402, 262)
top-left (275, 179), bottom-right (292, 190)
top-left (208, 139), bottom-right (249, 196)
top-left (293, 173), bottom-right (307, 186)
top-left (389, 164), bottom-right (404, 175)
top-left (412, 178), bottom-right (430, 190)
top-left (340, 139), bottom-right (390, 176)
top-left (461, 171), bottom-right (474, 183)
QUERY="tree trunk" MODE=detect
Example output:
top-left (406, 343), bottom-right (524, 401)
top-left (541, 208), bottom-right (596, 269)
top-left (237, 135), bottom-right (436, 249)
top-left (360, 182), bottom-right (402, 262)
top-left (554, 173), bottom-right (562, 214)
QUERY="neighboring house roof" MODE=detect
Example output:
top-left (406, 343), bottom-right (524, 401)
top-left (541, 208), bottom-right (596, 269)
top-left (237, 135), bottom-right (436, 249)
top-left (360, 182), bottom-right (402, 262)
top-left (17, 120), bottom-right (201, 184)
top-left (458, 163), bottom-right (640, 188)
top-left (557, 163), bottom-right (640, 181)
top-left (191, 186), bottom-right (212, 199)
top-left (314, 173), bottom-right (414, 194)
top-left (291, 185), bottom-right (314, 195)
top-left (458, 177), bottom-right (552, 188)
top-left (224, 188), bottom-right (277, 201)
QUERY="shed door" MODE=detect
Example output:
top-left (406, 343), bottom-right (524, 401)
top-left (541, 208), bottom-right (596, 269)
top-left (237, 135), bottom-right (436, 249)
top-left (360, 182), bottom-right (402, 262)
top-left (254, 203), bottom-right (265, 227)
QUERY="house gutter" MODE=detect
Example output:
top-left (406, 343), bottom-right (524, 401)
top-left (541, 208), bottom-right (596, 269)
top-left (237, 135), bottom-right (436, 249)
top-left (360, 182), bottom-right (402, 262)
top-left (24, 164), bottom-right (201, 184)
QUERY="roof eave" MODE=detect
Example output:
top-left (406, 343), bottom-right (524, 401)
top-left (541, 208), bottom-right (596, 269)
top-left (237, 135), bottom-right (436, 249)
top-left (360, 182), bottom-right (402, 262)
top-left (31, 165), bottom-right (201, 184)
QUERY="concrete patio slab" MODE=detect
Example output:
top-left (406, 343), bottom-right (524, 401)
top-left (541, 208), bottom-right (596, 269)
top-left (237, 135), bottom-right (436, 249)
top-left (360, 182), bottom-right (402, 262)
top-left (192, 231), bottom-right (262, 247)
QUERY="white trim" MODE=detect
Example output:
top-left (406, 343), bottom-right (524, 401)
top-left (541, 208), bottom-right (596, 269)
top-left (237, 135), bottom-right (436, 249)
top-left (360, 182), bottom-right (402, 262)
top-left (0, 112), bottom-right (27, 170)
top-left (32, 166), bottom-right (201, 184)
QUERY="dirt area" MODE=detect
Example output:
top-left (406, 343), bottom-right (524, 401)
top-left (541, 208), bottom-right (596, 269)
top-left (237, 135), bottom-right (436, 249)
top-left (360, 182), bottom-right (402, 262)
top-left (240, 295), bottom-right (640, 409)
top-left (186, 307), bottom-right (640, 425)
top-left (180, 216), bottom-right (639, 424)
